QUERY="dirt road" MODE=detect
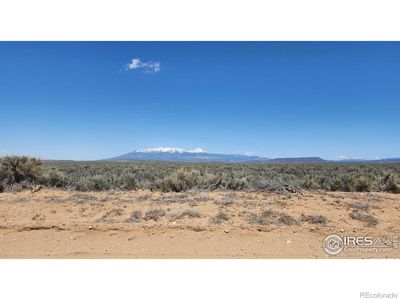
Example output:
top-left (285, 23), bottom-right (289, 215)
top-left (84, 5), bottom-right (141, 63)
top-left (0, 189), bottom-right (398, 258)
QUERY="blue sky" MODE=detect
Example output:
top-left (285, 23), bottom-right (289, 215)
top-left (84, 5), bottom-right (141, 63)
top-left (0, 42), bottom-right (399, 160)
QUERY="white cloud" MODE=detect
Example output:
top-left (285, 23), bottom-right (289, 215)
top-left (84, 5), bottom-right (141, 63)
top-left (126, 58), bottom-right (160, 73)
top-left (127, 58), bottom-right (141, 69)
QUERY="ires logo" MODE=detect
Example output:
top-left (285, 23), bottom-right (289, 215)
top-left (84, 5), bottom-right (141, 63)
top-left (323, 235), bottom-right (344, 255)
top-left (323, 235), bottom-right (398, 255)
top-left (343, 236), bottom-right (373, 246)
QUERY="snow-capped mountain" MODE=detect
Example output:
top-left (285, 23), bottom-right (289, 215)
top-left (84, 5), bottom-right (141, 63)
top-left (107, 147), bottom-right (400, 163)
top-left (136, 147), bottom-right (206, 154)
top-left (108, 147), bottom-right (270, 162)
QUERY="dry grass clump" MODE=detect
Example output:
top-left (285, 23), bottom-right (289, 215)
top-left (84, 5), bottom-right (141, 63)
top-left (215, 198), bottom-right (235, 206)
top-left (300, 214), bottom-right (327, 225)
top-left (179, 209), bottom-right (202, 218)
top-left (211, 211), bottom-right (230, 224)
top-left (167, 209), bottom-right (202, 220)
top-left (194, 194), bottom-right (211, 202)
top-left (126, 210), bottom-right (142, 223)
top-left (135, 194), bottom-right (152, 202)
top-left (277, 213), bottom-right (298, 226)
top-left (144, 209), bottom-right (166, 221)
top-left (350, 211), bottom-right (379, 227)
top-left (248, 210), bottom-right (298, 226)
top-left (97, 208), bottom-right (124, 223)
top-left (347, 202), bottom-right (379, 210)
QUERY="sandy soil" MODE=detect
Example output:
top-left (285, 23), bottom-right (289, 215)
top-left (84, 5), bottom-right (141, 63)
top-left (0, 189), bottom-right (399, 258)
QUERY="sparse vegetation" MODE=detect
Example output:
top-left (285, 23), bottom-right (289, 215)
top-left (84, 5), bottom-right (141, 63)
top-left (1, 156), bottom-right (400, 194)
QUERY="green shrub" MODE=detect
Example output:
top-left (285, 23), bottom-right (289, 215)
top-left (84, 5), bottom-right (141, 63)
top-left (381, 174), bottom-right (400, 194)
top-left (118, 174), bottom-right (138, 190)
top-left (330, 176), bottom-right (354, 192)
top-left (75, 176), bottom-right (112, 191)
top-left (0, 156), bottom-right (42, 186)
top-left (301, 175), bottom-right (315, 189)
top-left (40, 168), bottom-right (68, 187)
top-left (155, 168), bottom-right (200, 192)
top-left (355, 177), bottom-right (372, 192)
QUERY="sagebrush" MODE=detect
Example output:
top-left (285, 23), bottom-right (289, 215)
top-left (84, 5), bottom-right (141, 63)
top-left (1, 156), bottom-right (400, 193)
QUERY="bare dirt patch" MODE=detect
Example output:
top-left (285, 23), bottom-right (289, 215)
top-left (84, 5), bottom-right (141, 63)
top-left (0, 189), bottom-right (399, 258)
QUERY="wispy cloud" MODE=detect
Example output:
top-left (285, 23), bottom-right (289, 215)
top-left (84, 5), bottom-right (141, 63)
top-left (126, 58), bottom-right (160, 73)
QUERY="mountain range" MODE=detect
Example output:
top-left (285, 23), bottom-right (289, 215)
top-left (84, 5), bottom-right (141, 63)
top-left (108, 147), bottom-right (400, 163)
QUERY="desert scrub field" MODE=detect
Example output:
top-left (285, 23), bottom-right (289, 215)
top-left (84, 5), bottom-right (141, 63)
top-left (1, 156), bottom-right (399, 258)
top-left (1, 156), bottom-right (400, 194)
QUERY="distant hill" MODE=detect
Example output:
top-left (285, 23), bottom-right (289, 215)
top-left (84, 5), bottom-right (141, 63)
top-left (107, 147), bottom-right (400, 164)
top-left (337, 158), bottom-right (400, 163)
top-left (267, 157), bottom-right (327, 164)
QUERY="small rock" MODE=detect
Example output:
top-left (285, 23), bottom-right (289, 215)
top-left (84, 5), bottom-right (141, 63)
top-left (70, 236), bottom-right (75, 240)
top-left (286, 240), bottom-right (291, 244)
top-left (340, 229), bottom-right (344, 233)
top-left (310, 227), bottom-right (315, 231)
top-left (224, 229), bottom-right (230, 233)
